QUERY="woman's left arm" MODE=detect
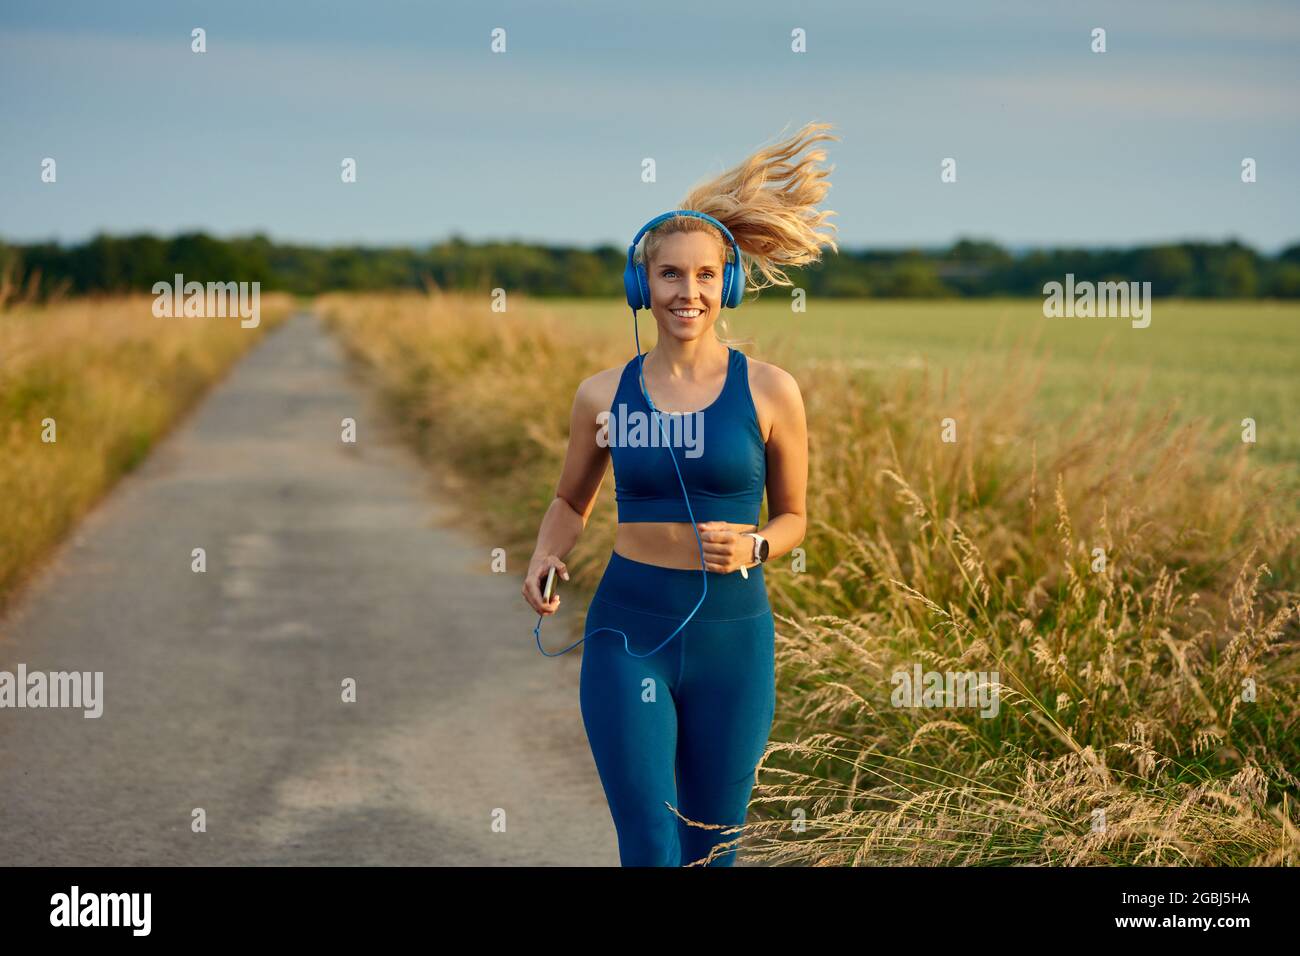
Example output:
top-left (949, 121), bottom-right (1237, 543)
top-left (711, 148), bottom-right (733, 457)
top-left (697, 363), bottom-right (808, 573)
top-left (751, 363), bottom-right (808, 564)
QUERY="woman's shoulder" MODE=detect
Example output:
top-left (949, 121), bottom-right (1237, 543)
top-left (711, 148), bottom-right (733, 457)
top-left (742, 353), bottom-right (803, 404)
top-left (738, 352), bottom-right (804, 442)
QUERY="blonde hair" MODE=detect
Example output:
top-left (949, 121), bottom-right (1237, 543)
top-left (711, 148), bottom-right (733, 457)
top-left (637, 121), bottom-right (840, 346)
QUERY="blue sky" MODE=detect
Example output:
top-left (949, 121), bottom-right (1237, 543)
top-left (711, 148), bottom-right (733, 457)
top-left (1, 0), bottom-right (1297, 252)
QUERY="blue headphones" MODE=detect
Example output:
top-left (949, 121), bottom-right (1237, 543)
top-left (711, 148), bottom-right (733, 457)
top-left (623, 209), bottom-right (746, 312)
top-left (535, 210), bottom-right (745, 657)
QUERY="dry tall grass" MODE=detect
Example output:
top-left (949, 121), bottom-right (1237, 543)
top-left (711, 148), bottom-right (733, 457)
top-left (0, 292), bottom-right (295, 611)
top-left (320, 289), bottom-right (1299, 866)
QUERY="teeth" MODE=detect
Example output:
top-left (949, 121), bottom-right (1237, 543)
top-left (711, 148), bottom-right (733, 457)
top-left (672, 309), bottom-right (701, 318)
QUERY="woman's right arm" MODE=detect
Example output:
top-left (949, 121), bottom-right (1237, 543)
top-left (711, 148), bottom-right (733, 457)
top-left (521, 374), bottom-right (611, 615)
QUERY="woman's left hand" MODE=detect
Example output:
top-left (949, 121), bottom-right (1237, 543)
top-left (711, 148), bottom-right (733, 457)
top-left (695, 521), bottom-right (755, 574)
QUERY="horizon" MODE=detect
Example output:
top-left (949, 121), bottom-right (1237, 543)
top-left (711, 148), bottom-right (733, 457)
top-left (4, 228), bottom-right (1294, 259)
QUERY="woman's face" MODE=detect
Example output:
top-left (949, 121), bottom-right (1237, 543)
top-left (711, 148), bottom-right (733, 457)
top-left (645, 231), bottom-right (726, 344)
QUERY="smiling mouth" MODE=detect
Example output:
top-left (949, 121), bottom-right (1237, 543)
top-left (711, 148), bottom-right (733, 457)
top-left (670, 308), bottom-right (703, 319)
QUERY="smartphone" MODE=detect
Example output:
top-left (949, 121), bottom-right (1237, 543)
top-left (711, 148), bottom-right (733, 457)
top-left (542, 566), bottom-right (558, 603)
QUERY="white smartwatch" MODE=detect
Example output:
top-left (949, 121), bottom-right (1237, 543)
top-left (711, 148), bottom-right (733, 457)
top-left (738, 532), bottom-right (769, 579)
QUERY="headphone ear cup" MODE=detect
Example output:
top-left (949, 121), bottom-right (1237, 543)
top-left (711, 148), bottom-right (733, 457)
top-left (636, 262), bottom-right (651, 309)
top-left (723, 254), bottom-right (743, 308)
top-left (623, 259), bottom-right (642, 310)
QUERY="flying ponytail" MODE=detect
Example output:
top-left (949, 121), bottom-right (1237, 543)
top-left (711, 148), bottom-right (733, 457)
top-left (638, 121), bottom-right (840, 344)
top-left (642, 122), bottom-right (842, 295)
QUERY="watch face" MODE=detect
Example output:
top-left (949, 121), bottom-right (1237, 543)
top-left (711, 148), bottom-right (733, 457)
top-left (757, 536), bottom-right (769, 562)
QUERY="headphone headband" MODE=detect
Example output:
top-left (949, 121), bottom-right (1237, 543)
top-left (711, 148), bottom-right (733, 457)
top-left (625, 209), bottom-right (741, 269)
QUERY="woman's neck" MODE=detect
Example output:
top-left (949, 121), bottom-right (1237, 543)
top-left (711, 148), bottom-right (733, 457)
top-left (645, 337), bottom-right (728, 380)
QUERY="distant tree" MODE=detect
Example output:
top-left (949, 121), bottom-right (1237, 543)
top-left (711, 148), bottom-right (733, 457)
top-left (883, 259), bottom-right (952, 298)
top-left (1213, 250), bottom-right (1260, 297)
top-left (1266, 263), bottom-right (1300, 298)
top-left (1138, 245), bottom-right (1195, 295)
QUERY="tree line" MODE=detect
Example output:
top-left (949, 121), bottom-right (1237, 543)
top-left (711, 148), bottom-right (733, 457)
top-left (3, 232), bottom-right (1299, 304)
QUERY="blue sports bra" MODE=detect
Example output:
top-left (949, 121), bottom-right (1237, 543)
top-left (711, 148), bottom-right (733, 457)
top-left (607, 346), bottom-right (766, 525)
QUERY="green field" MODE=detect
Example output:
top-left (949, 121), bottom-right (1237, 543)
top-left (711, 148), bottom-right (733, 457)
top-left (526, 297), bottom-right (1300, 478)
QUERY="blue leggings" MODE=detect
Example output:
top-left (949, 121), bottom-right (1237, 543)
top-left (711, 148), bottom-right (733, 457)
top-left (579, 550), bottom-right (776, 867)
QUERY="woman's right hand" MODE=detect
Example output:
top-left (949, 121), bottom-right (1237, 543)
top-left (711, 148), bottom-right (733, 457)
top-left (523, 554), bottom-right (569, 616)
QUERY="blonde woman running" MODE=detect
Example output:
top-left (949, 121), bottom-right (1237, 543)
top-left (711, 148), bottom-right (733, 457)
top-left (525, 122), bottom-right (838, 866)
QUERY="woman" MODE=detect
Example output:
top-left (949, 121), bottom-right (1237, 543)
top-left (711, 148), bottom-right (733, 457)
top-left (523, 122), bottom-right (837, 866)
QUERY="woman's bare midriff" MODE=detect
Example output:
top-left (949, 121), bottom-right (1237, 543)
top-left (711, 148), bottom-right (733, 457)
top-left (612, 520), bottom-right (759, 570)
